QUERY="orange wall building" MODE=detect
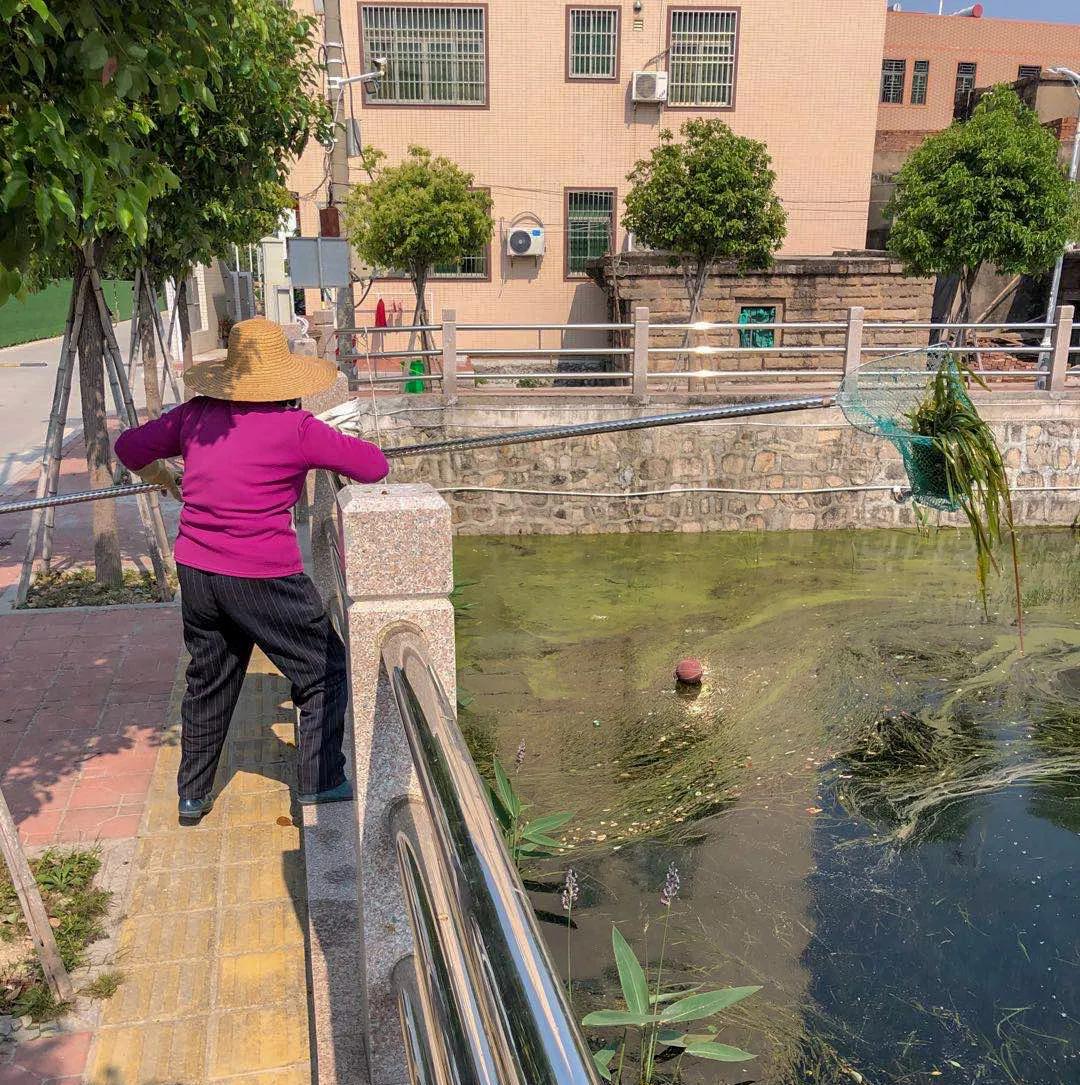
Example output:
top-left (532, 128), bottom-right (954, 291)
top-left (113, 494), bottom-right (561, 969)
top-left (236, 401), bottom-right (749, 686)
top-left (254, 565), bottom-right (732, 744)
top-left (289, 1), bottom-right (888, 337)
top-left (877, 8), bottom-right (1080, 135)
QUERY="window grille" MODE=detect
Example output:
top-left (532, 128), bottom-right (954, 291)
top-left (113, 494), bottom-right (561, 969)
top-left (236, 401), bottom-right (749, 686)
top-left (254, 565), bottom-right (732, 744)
top-left (1018, 64), bottom-right (1041, 80)
top-left (738, 306), bottom-right (776, 349)
top-left (668, 9), bottom-right (738, 107)
top-left (568, 8), bottom-right (619, 79)
top-left (880, 59), bottom-right (906, 104)
top-left (566, 190), bottom-right (615, 276)
top-left (910, 60), bottom-right (929, 105)
top-left (954, 61), bottom-right (977, 118)
top-left (361, 5), bottom-right (486, 105)
top-left (433, 250), bottom-right (488, 278)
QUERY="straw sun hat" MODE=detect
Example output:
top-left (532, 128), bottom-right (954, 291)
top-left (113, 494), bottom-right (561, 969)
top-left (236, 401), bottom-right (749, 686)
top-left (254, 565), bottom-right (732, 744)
top-left (184, 317), bottom-right (338, 402)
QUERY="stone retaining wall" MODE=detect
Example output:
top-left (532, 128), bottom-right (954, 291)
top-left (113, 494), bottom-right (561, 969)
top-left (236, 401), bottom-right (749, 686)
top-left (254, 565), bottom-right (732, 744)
top-left (351, 394), bottom-right (1080, 535)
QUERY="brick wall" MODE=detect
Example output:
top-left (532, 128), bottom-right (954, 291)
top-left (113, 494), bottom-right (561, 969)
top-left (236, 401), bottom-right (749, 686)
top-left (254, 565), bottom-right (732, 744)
top-left (343, 395), bottom-right (1080, 535)
top-left (589, 251), bottom-right (934, 376)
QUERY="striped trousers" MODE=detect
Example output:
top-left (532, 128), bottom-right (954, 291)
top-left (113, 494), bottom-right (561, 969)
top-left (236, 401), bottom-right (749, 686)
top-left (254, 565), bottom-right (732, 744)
top-left (176, 564), bottom-right (348, 800)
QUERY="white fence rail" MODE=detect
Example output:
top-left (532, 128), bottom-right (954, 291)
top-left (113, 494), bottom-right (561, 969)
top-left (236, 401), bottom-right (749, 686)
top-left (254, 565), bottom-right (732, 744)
top-left (335, 304), bottom-right (1078, 400)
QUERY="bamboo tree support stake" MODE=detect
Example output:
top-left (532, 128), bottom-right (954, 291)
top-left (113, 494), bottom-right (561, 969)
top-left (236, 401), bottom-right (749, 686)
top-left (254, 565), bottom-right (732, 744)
top-left (16, 277), bottom-right (88, 607)
top-left (88, 268), bottom-right (176, 595)
top-left (127, 267), bottom-right (143, 385)
top-left (144, 273), bottom-right (182, 405)
top-left (0, 786), bottom-right (73, 1003)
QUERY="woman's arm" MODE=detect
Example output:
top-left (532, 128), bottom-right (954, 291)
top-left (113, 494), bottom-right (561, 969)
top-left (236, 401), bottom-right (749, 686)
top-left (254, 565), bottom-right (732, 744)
top-left (298, 414), bottom-right (390, 482)
top-left (114, 403), bottom-right (186, 471)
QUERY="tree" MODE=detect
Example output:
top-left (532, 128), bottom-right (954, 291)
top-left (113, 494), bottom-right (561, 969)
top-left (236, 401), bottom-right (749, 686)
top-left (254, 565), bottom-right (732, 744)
top-left (887, 85), bottom-right (1080, 329)
top-left (623, 118), bottom-right (787, 329)
top-left (132, 0), bottom-right (332, 412)
top-left (343, 146), bottom-right (493, 343)
top-left (1, 0), bottom-right (230, 585)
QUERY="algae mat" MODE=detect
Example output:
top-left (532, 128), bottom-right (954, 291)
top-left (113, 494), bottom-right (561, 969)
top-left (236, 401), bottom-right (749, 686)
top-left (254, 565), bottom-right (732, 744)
top-left (455, 527), bottom-right (1080, 1085)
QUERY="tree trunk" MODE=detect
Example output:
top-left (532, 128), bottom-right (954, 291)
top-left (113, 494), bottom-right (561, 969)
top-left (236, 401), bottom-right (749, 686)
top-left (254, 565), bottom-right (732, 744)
top-left (950, 265), bottom-right (981, 349)
top-left (138, 275), bottom-right (163, 419)
top-left (410, 267), bottom-right (434, 360)
top-left (176, 277), bottom-right (194, 379)
top-left (679, 259), bottom-right (711, 387)
top-left (75, 249), bottom-right (123, 588)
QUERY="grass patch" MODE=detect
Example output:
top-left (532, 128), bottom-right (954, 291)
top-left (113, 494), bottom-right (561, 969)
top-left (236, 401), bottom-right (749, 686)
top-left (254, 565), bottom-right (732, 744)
top-left (22, 568), bottom-right (177, 609)
top-left (0, 279), bottom-right (138, 349)
top-left (0, 848), bottom-right (114, 1021)
top-left (82, 969), bottom-right (124, 1000)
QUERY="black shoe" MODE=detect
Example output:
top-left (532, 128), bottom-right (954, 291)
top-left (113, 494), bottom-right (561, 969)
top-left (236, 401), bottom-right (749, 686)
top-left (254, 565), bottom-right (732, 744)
top-left (178, 795), bottom-right (214, 825)
top-left (297, 780), bottom-right (353, 807)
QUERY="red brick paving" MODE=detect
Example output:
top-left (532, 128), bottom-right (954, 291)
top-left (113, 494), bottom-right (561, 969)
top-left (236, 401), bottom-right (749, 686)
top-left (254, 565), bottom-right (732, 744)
top-left (0, 606), bottom-right (182, 846)
top-left (0, 1032), bottom-right (92, 1084)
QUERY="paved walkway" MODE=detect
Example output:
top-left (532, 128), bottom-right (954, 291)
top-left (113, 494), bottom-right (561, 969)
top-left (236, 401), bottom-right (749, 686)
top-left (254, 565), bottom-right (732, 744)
top-left (86, 651), bottom-right (311, 1085)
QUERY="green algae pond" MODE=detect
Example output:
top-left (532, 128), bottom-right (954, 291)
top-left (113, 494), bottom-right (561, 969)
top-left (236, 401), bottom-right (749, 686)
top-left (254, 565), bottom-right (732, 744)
top-left (453, 527), bottom-right (1080, 1085)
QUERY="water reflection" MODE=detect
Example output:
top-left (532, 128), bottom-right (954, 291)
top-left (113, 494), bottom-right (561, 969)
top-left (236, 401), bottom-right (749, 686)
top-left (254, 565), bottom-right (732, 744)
top-left (455, 528), bottom-right (1080, 1084)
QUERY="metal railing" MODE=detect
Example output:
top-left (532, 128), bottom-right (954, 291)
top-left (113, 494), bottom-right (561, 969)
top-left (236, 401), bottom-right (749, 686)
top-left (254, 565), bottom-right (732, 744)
top-left (336, 305), bottom-right (1079, 398)
top-left (321, 491), bottom-right (598, 1084)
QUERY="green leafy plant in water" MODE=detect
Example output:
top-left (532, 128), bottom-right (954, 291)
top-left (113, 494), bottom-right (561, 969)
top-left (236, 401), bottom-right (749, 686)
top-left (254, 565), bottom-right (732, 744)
top-left (583, 864), bottom-right (759, 1083)
top-left (906, 358), bottom-right (1023, 650)
top-left (486, 755), bottom-right (573, 867)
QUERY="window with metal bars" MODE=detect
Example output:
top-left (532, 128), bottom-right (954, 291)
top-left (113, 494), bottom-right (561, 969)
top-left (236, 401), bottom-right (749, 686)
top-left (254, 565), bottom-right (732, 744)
top-left (568, 7), bottom-right (619, 80)
top-left (566, 190), bottom-right (615, 277)
top-left (910, 60), bottom-right (929, 105)
top-left (360, 5), bottom-right (486, 105)
top-left (668, 9), bottom-right (738, 108)
top-left (1018, 64), bottom-right (1041, 80)
top-left (954, 61), bottom-right (977, 119)
top-left (880, 59), bottom-right (906, 104)
top-left (433, 250), bottom-right (488, 278)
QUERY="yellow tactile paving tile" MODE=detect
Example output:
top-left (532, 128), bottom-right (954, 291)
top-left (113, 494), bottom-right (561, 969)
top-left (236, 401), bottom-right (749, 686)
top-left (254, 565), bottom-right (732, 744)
top-left (87, 657), bottom-right (312, 1085)
top-left (218, 900), bottom-right (306, 955)
top-left (90, 1018), bottom-right (209, 1085)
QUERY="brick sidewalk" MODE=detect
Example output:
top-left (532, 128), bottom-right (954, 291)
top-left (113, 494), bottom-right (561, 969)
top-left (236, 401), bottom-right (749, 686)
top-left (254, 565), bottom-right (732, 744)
top-left (0, 607), bottom-right (182, 846)
top-left (87, 652), bottom-right (311, 1085)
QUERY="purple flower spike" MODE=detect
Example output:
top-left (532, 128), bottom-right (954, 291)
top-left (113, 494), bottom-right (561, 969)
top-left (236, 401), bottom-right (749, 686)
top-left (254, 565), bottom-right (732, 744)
top-left (515, 740), bottom-right (526, 768)
top-left (660, 862), bottom-right (681, 908)
top-left (562, 868), bottom-right (580, 912)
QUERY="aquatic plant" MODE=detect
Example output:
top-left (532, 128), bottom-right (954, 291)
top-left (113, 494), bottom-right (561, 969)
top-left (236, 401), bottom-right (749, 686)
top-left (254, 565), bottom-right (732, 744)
top-left (905, 359), bottom-right (1023, 649)
top-left (486, 756), bottom-right (573, 867)
top-left (582, 864), bottom-right (758, 1083)
top-left (562, 867), bottom-right (580, 1001)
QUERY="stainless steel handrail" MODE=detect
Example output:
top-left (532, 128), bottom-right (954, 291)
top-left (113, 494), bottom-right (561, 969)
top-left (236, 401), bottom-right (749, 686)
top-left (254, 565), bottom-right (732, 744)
top-left (382, 631), bottom-right (600, 1085)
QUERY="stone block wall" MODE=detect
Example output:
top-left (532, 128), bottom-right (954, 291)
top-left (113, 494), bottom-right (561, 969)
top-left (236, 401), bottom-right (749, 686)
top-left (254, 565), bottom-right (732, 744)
top-left (590, 252), bottom-right (935, 383)
top-left (351, 394), bottom-right (1080, 536)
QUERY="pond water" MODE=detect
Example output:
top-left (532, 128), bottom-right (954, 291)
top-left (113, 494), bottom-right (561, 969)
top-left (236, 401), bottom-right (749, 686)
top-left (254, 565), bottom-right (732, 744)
top-left (453, 528), bottom-right (1080, 1085)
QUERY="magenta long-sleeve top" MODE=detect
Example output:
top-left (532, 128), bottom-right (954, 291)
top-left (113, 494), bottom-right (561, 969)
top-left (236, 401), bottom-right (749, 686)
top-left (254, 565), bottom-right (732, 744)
top-left (114, 397), bottom-right (389, 578)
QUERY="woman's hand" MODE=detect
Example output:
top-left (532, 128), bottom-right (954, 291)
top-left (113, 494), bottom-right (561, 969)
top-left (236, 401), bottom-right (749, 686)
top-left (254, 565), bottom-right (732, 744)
top-left (137, 460), bottom-right (183, 501)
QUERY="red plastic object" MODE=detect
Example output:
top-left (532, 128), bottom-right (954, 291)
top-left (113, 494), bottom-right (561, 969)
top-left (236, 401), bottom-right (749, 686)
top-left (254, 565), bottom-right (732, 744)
top-left (675, 659), bottom-right (704, 685)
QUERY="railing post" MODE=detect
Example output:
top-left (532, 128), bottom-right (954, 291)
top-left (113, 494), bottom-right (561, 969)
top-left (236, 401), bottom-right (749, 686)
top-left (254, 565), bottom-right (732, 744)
top-left (632, 305), bottom-right (650, 403)
top-left (335, 483), bottom-right (455, 1084)
top-left (441, 307), bottom-right (458, 403)
top-left (1048, 304), bottom-right (1074, 392)
top-left (843, 305), bottom-right (865, 377)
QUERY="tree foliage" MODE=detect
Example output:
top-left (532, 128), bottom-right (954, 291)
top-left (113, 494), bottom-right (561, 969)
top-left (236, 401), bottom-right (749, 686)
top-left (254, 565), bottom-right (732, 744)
top-left (139, 0), bottom-right (332, 285)
top-left (624, 118), bottom-right (787, 269)
top-left (887, 86), bottom-right (1080, 299)
top-left (343, 145), bottom-right (493, 324)
top-left (623, 119), bottom-right (787, 325)
top-left (0, 0), bottom-right (231, 301)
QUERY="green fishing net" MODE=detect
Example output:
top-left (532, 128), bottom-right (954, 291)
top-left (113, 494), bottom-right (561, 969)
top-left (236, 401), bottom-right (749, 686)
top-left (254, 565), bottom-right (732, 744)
top-left (836, 347), bottom-right (962, 512)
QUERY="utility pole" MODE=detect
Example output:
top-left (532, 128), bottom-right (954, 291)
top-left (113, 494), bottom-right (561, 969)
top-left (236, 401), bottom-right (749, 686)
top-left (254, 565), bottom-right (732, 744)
top-left (1040, 67), bottom-right (1080, 381)
top-left (321, 0), bottom-right (354, 334)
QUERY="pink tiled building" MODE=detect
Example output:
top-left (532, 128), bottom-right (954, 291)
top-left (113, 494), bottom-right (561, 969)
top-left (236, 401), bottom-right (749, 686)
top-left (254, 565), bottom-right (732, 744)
top-left (287, 2), bottom-right (1080, 335)
top-left (289, 0), bottom-right (889, 335)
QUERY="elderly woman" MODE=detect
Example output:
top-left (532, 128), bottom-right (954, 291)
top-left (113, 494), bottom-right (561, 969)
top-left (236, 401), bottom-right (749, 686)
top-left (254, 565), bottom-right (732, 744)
top-left (115, 318), bottom-right (388, 824)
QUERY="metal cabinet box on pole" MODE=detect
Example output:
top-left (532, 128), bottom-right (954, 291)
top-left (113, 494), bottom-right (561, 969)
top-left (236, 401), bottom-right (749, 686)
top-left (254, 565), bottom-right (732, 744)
top-left (286, 237), bottom-right (352, 289)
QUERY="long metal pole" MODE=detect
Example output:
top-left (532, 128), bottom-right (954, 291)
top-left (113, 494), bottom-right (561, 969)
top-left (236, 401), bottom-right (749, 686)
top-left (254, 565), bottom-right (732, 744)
top-left (1040, 70), bottom-right (1080, 376)
top-left (0, 395), bottom-right (835, 516)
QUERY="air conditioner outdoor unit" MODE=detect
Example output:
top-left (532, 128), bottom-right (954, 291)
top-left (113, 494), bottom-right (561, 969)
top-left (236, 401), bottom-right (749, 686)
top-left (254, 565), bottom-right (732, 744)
top-left (631, 70), bottom-right (668, 103)
top-left (507, 226), bottom-right (545, 257)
